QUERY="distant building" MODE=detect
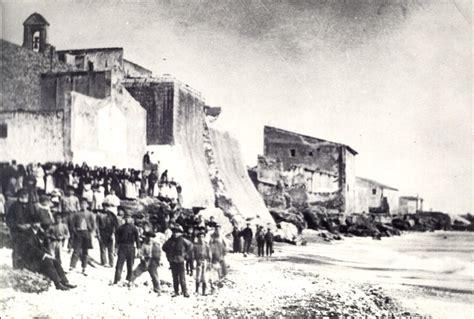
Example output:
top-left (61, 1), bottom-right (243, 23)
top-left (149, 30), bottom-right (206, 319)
top-left (399, 196), bottom-right (424, 214)
top-left (254, 126), bottom-right (358, 214)
top-left (355, 177), bottom-right (398, 215)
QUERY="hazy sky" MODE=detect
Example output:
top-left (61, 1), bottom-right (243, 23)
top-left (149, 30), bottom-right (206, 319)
top-left (1, 0), bottom-right (472, 213)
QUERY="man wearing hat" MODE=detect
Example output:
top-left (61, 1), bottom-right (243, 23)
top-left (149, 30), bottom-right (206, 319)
top-left (16, 220), bottom-right (76, 290)
top-left (162, 224), bottom-right (193, 297)
top-left (61, 186), bottom-right (80, 252)
top-left (69, 198), bottom-right (96, 275)
top-left (193, 231), bottom-right (210, 295)
top-left (113, 212), bottom-right (140, 285)
top-left (240, 223), bottom-right (253, 257)
top-left (265, 227), bottom-right (274, 257)
top-left (6, 189), bottom-right (35, 269)
top-left (96, 203), bottom-right (118, 267)
top-left (130, 231), bottom-right (161, 294)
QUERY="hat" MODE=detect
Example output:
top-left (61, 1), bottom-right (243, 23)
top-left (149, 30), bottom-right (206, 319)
top-left (143, 231), bottom-right (156, 238)
top-left (171, 224), bottom-right (183, 233)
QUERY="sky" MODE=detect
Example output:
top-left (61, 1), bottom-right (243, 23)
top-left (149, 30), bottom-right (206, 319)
top-left (1, 0), bottom-right (472, 214)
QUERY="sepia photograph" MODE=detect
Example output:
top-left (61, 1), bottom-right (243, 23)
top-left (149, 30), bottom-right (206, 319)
top-left (0, 0), bottom-right (472, 318)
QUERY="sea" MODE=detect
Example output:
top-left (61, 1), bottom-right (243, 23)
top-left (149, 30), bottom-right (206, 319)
top-left (285, 231), bottom-right (474, 294)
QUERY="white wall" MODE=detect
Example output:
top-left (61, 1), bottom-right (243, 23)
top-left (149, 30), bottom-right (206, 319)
top-left (0, 111), bottom-right (65, 164)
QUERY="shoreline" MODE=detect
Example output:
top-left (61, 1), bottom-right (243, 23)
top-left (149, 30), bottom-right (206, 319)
top-left (0, 232), bottom-right (472, 318)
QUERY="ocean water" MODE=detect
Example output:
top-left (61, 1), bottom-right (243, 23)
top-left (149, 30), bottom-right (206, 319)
top-left (285, 231), bottom-right (474, 293)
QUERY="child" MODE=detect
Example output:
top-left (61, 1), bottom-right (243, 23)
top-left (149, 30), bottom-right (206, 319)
top-left (193, 231), bottom-right (210, 295)
top-left (47, 213), bottom-right (69, 264)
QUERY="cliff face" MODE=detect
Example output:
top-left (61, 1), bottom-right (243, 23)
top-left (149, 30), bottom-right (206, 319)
top-left (206, 125), bottom-right (274, 228)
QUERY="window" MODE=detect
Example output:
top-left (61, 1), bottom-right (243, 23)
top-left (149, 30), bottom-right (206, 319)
top-left (88, 61), bottom-right (94, 71)
top-left (0, 124), bottom-right (7, 138)
top-left (372, 188), bottom-right (377, 195)
top-left (290, 149), bottom-right (296, 157)
top-left (32, 31), bottom-right (40, 52)
top-left (308, 151), bottom-right (313, 156)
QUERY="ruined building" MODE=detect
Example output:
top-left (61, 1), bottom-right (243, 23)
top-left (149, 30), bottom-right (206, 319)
top-left (252, 126), bottom-right (400, 216)
top-left (0, 12), bottom-right (273, 229)
top-left (253, 126), bottom-right (357, 215)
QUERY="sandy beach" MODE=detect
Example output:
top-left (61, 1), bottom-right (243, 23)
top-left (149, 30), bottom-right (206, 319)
top-left (2, 230), bottom-right (471, 318)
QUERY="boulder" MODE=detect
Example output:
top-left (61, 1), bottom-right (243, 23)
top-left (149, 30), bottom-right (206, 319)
top-left (270, 207), bottom-right (306, 231)
top-left (274, 222), bottom-right (305, 245)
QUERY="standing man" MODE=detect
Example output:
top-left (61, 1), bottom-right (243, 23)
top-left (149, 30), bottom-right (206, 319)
top-left (210, 224), bottom-right (227, 278)
top-left (162, 225), bottom-right (193, 297)
top-left (256, 226), bottom-right (265, 257)
top-left (265, 227), bottom-right (274, 257)
top-left (240, 223), bottom-right (253, 257)
top-left (147, 170), bottom-right (158, 197)
top-left (6, 189), bottom-right (35, 269)
top-left (96, 203), bottom-right (118, 267)
top-left (69, 198), bottom-right (95, 275)
top-left (130, 231), bottom-right (161, 294)
top-left (61, 186), bottom-right (81, 252)
top-left (193, 231), bottom-right (210, 295)
top-left (113, 212), bottom-right (140, 285)
top-left (231, 225), bottom-right (241, 253)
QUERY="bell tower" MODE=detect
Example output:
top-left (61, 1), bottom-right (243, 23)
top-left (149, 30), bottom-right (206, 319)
top-left (22, 13), bottom-right (49, 53)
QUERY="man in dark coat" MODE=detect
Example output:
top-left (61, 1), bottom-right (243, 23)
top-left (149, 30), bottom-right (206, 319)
top-left (265, 227), bottom-right (274, 257)
top-left (162, 224), bottom-right (193, 297)
top-left (5, 189), bottom-right (35, 269)
top-left (231, 225), bottom-right (241, 253)
top-left (240, 223), bottom-right (253, 256)
top-left (256, 226), bottom-right (265, 257)
top-left (96, 203), bottom-right (118, 267)
top-left (113, 213), bottom-right (140, 284)
top-left (17, 221), bottom-right (76, 290)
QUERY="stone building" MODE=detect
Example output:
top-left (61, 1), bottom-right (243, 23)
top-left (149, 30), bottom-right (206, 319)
top-left (1, 12), bottom-right (274, 229)
top-left (254, 126), bottom-right (358, 214)
top-left (0, 13), bottom-right (147, 168)
top-left (355, 177), bottom-right (398, 215)
top-left (399, 196), bottom-right (424, 215)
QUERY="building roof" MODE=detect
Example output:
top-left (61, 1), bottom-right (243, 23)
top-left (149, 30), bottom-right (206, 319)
top-left (23, 13), bottom-right (50, 26)
top-left (264, 125), bottom-right (358, 155)
top-left (399, 196), bottom-right (422, 201)
top-left (56, 47), bottom-right (124, 54)
top-left (356, 177), bottom-right (398, 191)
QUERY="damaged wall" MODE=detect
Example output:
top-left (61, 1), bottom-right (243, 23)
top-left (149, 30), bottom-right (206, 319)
top-left (124, 80), bottom-right (174, 145)
top-left (208, 127), bottom-right (274, 226)
top-left (0, 111), bottom-right (65, 163)
top-left (260, 126), bottom-right (357, 214)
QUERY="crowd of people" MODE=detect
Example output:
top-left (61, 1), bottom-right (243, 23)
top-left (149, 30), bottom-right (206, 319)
top-left (0, 160), bottom-right (182, 210)
top-left (1, 159), bottom-right (275, 296)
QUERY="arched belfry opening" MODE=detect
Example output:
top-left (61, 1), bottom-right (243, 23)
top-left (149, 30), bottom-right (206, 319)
top-left (22, 12), bottom-right (50, 53)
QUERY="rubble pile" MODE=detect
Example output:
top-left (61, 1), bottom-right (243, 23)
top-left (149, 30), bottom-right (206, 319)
top-left (0, 264), bottom-right (51, 293)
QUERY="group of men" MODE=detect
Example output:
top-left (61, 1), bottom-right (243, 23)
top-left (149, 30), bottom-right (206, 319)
top-left (232, 223), bottom-right (274, 257)
top-left (5, 186), bottom-right (230, 296)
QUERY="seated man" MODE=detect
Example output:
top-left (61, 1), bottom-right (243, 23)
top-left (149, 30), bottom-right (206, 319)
top-left (17, 221), bottom-right (76, 291)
